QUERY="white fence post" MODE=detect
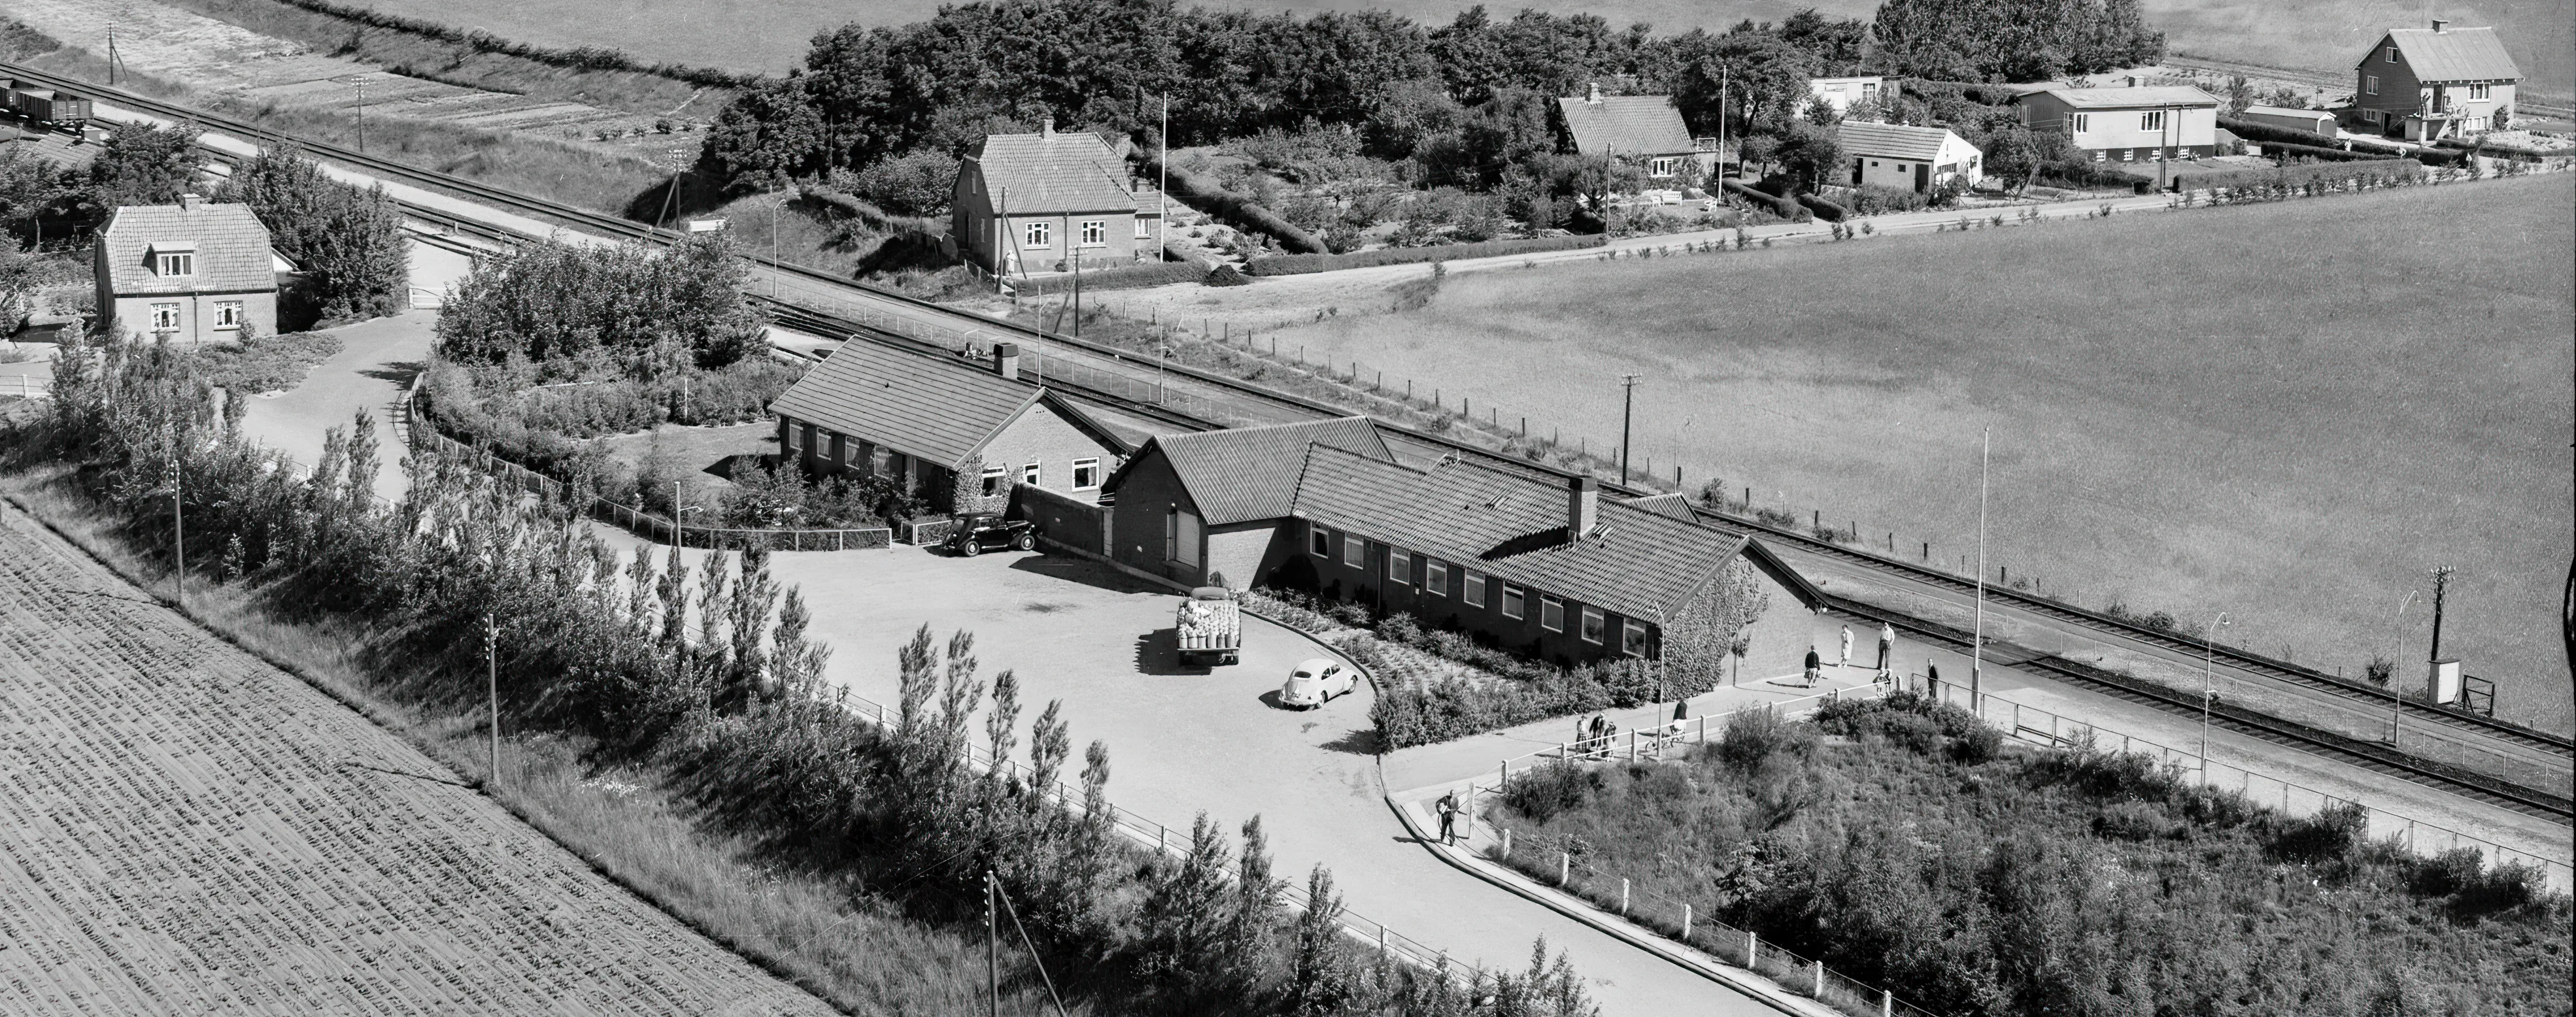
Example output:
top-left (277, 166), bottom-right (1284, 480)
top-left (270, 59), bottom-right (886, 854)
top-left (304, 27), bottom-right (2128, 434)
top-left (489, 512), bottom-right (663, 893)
top-left (1559, 851), bottom-right (1570, 886)
top-left (1500, 827), bottom-right (1512, 858)
top-left (1620, 878), bottom-right (1630, 914)
top-left (1748, 930), bottom-right (1758, 967)
top-left (1883, 989), bottom-right (1893, 1016)
top-left (1815, 959), bottom-right (1825, 997)
top-left (1682, 903), bottom-right (1692, 939)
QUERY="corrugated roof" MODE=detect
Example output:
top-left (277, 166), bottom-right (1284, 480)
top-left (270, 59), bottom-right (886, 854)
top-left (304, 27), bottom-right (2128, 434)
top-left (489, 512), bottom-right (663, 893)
top-left (2240, 105), bottom-right (2334, 122)
top-left (1557, 95), bottom-right (1695, 158)
top-left (1836, 121), bottom-right (1964, 161)
top-left (967, 131), bottom-right (1138, 215)
top-left (1290, 445), bottom-right (1750, 622)
top-left (1117, 417), bottom-right (1393, 526)
top-left (96, 203), bottom-right (275, 296)
top-left (2032, 86), bottom-right (2220, 109)
top-left (766, 344), bottom-right (1122, 470)
top-left (2382, 27), bottom-right (2521, 82)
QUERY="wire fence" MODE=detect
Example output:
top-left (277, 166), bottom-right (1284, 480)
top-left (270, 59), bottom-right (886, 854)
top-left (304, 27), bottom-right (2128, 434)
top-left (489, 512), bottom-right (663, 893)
top-left (4, 372), bottom-right (48, 399)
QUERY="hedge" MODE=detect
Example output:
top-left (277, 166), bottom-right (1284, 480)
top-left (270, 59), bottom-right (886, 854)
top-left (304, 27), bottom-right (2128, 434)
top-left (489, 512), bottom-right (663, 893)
top-left (1795, 192), bottom-right (1848, 222)
top-left (2036, 159), bottom-right (2152, 193)
top-left (2220, 118), bottom-right (2467, 167)
top-left (1720, 179), bottom-right (1803, 218)
top-left (1138, 157), bottom-right (1329, 254)
top-left (262, 0), bottom-right (759, 88)
top-left (2169, 158), bottom-right (2426, 192)
top-left (1012, 259), bottom-right (1215, 295)
top-left (1244, 233), bottom-right (1604, 276)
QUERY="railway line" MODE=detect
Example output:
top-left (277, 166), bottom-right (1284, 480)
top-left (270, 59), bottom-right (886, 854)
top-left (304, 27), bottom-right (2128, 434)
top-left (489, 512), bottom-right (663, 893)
top-left (12, 59), bottom-right (2565, 799)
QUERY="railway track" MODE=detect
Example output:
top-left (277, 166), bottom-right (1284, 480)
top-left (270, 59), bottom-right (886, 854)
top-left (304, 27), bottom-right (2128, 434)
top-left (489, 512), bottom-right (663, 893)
top-left (21, 59), bottom-right (2565, 774)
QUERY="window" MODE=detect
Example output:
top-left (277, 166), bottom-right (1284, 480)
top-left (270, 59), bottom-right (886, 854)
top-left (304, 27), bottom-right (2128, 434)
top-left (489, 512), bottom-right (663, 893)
top-left (1072, 458), bottom-right (1100, 490)
top-left (1079, 220), bottom-right (1106, 246)
top-left (1500, 584), bottom-right (1525, 620)
top-left (1539, 596), bottom-right (1565, 633)
top-left (1869, 159), bottom-right (1880, 167)
top-left (1861, 82), bottom-right (1878, 98)
top-left (1024, 221), bottom-right (1051, 248)
top-left (980, 464), bottom-right (1007, 497)
top-left (2366, 108), bottom-right (2384, 124)
top-left (150, 303), bottom-right (180, 331)
top-left (783, 420), bottom-right (802, 453)
top-left (1648, 156), bottom-right (1678, 177)
top-left (802, 424), bottom-right (819, 456)
top-left (1425, 559), bottom-right (1449, 597)
top-left (1021, 463), bottom-right (1041, 486)
top-left (1311, 527), bottom-right (1332, 558)
top-left (845, 440), bottom-right (866, 468)
top-left (2120, 148), bottom-right (2135, 161)
top-left (1623, 621), bottom-right (1648, 657)
top-left (212, 301), bottom-right (243, 330)
top-left (2070, 113), bottom-right (2089, 133)
top-left (2468, 82), bottom-right (2491, 101)
top-left (155, 252), bottom-right (194, 276)
top-left (1387, 548), bottom-right (1410, 584)
top-left (2384, 46), bottom-right (2398, 63)
top-left (1135, 217), bottom-right (1153, 239)
top-left (2139, 110), bottom-right (2165, 132)
top-left (1464, 570), bottom-right (1486, 607)
top-left (1342, 535), bottom-right (1364, 569)
top-left (1580, 606), bottom-right (1605, 644)
top-left (2365, 75), bottom-right (2379, 95)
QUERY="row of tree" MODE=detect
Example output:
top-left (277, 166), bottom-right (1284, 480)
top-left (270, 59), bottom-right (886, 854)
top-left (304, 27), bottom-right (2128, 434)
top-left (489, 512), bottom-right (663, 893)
top-left (432, 233), bottom-right (766, 378)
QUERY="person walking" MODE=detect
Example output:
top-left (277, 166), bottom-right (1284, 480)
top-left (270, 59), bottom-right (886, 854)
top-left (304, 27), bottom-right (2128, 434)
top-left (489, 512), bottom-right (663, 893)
top-left (1587, 714), bottom-right (1606, 757)
top-left (1435, 789), bottom-right (1463, 846)
top-left (1877, 622), bottom-right (1897, 675)
top-left (1839, 624), bottom-right (1854, 668)
top-left (1803, 644), bottom-right (1822, 687)
top-left (1926, 660), bottom-right (1941, 695)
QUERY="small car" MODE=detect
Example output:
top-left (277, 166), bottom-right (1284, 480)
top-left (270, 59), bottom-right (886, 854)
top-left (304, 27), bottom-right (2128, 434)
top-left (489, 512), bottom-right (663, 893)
top-left (1280, 658), bottom-right (1357, 709)
top-left (946, 512), bottom-right (1035, 556)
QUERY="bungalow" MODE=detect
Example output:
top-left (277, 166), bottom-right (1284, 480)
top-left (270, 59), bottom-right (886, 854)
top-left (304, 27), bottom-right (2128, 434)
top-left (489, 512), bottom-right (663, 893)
top-left (2014, 82), bottom-right (2221, 163)
top-left (1836, 122), bottom-right (1982, 192)
top-left (2351, 20), bottom-right (2520, 141)
top-left (1101, 416), bottom-right (1395, 588)
top-left (767, 341), bottom-right (1132, 515)
top-left (1557, 84), bottom-right (1721, 180)
top-left (93, 193), bottom-right (282, 342)
top-left (951, 120), bottom-right (1164, 276)
top-left (1809, 76), bottom-right (1887, 114)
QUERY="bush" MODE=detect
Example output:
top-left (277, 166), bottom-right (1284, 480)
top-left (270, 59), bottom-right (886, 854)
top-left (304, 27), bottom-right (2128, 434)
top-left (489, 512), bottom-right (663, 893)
top-left (1720, 179), bottom-right (1802, 218)
top-left (434, 233), bottom-right (766, 378)
top-left (1203, 264), bottom-right (1252, 286)
top-left (845, 150), bottom-right (957, 217)
top-left (1244, 233), bottom-right (1602, 276)
top-left (2172, 158), bottom-right (2425, 192)
top-left (1011, 259), bottom-right (1214, 295)
top-left (2263, 801), bottom-right (2367, 864)
top-left (1794, 192), bottom-right (1848, 222)
top-left (2409, 848), bottom-right (2542, 916)
top-left (2036, 159), bottom-right (2152, 192)
top-left (196, 329), bottom-right (343, 394)
top-left (1500, 761), bottom-right (1602, 823)
top-left (1946, 724), bottom-right (2003, 764)
top-left (1833, 184), bottom-right (1934, 216)
top-left (2090, 800), bottom-right (2178, 841)
top-left (1144, 157), bottom-right (1328, 254)
top-left (1717, 707), bottom-right (1811, 771)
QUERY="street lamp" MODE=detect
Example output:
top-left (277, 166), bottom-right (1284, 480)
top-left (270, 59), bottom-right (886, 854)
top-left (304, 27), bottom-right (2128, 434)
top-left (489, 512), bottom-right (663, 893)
top-left (2200, 611), bottom-right (2229, 785)
top-left (2389, 590), bottom-right (2418, 746)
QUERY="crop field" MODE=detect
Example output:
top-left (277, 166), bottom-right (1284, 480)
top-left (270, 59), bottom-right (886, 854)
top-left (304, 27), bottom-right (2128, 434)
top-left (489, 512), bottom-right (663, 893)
top-left (0, 505), bottom-right (836, 1016)
top-left (1264, 175), bottom-right (2576, 734)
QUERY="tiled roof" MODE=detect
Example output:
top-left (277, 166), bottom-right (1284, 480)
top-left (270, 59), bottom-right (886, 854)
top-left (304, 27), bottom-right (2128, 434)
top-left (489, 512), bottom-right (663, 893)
top-left (1290, 445), bottom-right (1755, 622)
top-left (1836, 122), bottom-right (1964, 161)
top-left (1621, 492), bottom-right (1699, 521)
top-left (967, 131), bottom-right (1138, 215)
top-left (1133, 188), bottom-right (1167, 218)
top-left (96, 203), bottom-right (275, 296)
top-left (2381, 27), bottom-right (2520, 82)
top-left (1557, 95), bottom-right (1695, 158)
top-left (2031, 86), bottom-right (2220, 109)
top-left (766, 344), bottom-right (1123, 470)
top-left (1116, 417), bottom-right (1393, 527)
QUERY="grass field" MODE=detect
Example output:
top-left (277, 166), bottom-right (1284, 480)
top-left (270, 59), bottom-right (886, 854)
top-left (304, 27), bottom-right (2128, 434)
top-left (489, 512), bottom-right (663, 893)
top-left (318, 0), bottom-right (2573, 99)
top-left (0, 495), bottom-right (841, 1016)
top-left (1263, 174), bottom-right (2575, 734)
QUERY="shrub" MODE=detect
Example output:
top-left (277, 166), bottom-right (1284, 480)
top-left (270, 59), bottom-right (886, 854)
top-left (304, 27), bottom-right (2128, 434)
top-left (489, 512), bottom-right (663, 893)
top-left (2090, 800), bottom-right (2178, 841)
top-left (1720, 179), bottom-right (1801, 218)
top-left (1244, 234), bottom-right (1602, 276)
top-left (1833, 184), bottom-right (1933, 216)
top-left (2263, 801), bottom-right (2367, 864)
top-left (844, 150), bottom-right (957, 217)
top-left (1946, 724), bottom-right (2003, 764)
top-left (1717, 707), bottom-right (1810, 771)
top-left (196, 329), bottom-right (343, 394)
top-left (1500, 761), bottom-right (1602, 823)
top-left (1144, 157), bottom-right (1327, 254)
top-left (2170, 158), bottom-right (2425, 192)
top-left (1203, 264), bottom-right (1252, 286)
top-left (434, 233), bottom-right (766, 378)
top-left (1011, 259), bottom-right (1213, 295)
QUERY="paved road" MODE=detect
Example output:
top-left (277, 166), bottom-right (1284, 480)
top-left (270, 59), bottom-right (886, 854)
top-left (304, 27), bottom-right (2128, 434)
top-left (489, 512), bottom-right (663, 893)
top-left (233, 312), bottom-right (434, 506)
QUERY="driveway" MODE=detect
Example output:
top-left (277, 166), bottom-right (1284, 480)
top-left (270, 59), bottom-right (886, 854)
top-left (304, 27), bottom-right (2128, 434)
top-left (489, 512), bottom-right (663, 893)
top-left (234, 312), bottom-right (434, 505)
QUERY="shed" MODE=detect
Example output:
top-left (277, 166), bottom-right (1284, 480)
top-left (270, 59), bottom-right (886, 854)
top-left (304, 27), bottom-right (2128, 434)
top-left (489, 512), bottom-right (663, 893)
top-left (2238, 105), bottom-right (2337, 136)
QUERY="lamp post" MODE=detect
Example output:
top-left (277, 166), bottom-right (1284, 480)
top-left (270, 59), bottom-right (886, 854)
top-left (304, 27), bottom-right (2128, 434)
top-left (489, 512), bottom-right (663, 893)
top-left (2200, 611), bottom-right (2229, 785)
top-left (1618, 375), bottom-right (1640, 484)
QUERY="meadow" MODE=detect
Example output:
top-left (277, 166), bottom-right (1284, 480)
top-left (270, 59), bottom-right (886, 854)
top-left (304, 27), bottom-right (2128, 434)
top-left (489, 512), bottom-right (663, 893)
top-left (320, 0), bottom-right (2573, 99)
top-left (1267, 174), bottom-right (2576, 733)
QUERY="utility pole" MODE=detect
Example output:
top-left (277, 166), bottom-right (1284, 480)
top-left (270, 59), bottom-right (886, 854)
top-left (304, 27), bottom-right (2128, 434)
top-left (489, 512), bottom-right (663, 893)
top-left (2428, 565), bottom-right (2456, 664)
top-left (165, 422), bottom-right (185, 611)
top-left (2200, 612), bottom-right (2228, 785)
top-left (2390, 590), bottom-right (2417, 746)
top-left (1159, 97), bottom-right (1169, 259)
top-left (1718, 67), bottom-right (1729, 180)
top-left (486, 612), bottom-right (501, 785)
top-left (1970, 429), bottom-right (1989, 707)
top-left (1618, 375), bottom-right (1640, 484)
top-left (356, 79), bottom-right (365, 154)
top-left (108, 27), bottom-right (120, 86)
top-left (986, 872), bottom-right (1001, 1017)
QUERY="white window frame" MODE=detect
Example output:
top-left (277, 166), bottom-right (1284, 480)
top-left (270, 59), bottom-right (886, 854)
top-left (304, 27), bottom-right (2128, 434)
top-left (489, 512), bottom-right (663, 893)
top-left (2365, 75), bottom-right (2379, 96)
top-left (2384, 46), bottom-right (2398, 64)
top-left (1623, 620), bottom-right (1648, 657)
top-left (1580, 606), bottom-right (1605, 644)
top-left (1021, 463), bottom-right (1041, 487)
top-left (783, 419), bottom-right (802, 453)
top-left (1342, 535), bottom-right (1365, 569)
top-left (979, 463), bottom-right (1008, 498)
top-left (212, 301), bottom-right (243, 330)
top-left (1425, 559), bottom-right (1449, 597)
top-left (150, 303), bottom-right (180, 331)
top-left (2070, 113), bottom-right (2089, 133)
top-left (1024, 221), bottom-right (1051, 248)
top-left (155, 252), bottom-right (194, 276)
top-left (1079, 220), bottom-right (1107, 246)
top-left (1311, 526), bottom-right (1332, 558)
top-left (1648, 156), bottom-right (1678, 177)
top-left (2468, 82), bottom-right (2491, 101)
top-left (1464, 570), bottom-right (1486, 607)
top-left (1539, 595), bottom-right (1565, 633)
top-left (1134, 216), bottom-right (1153, 239)
top-left (1387, 548), bottom-right (1411, 584)
top-left (1071, 458), bottom-right (1100, 490)
top-left (1500, 583), bottom-right (1523, 620)
top-left (2139, 110), bottom-right (2165, 132)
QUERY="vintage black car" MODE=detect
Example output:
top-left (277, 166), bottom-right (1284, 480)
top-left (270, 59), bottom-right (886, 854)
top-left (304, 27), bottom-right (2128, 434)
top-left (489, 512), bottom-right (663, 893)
top-left (945, 512), bottom-right (1036, 556)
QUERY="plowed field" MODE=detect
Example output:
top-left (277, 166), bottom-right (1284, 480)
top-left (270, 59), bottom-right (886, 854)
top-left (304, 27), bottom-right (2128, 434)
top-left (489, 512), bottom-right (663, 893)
top-left (0, 503), bottom-right (838, 1016)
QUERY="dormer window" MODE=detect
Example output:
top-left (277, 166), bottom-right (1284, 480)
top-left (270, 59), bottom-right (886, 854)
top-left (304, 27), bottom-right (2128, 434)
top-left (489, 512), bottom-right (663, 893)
top-left (150, 241), bottom-right (197, 277)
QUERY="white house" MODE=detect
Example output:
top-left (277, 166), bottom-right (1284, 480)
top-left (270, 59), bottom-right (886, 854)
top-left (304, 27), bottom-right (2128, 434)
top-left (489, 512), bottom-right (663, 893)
top-left (1836, 122), bottom-right (1982, 192)
top-left (1810, 76), bottom-right (1887, 114)
top-left (2013, 81), bottom-right (2221, 163)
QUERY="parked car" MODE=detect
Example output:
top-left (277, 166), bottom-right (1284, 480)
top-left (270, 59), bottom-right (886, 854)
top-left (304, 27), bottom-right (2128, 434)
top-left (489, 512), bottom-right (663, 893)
top-left (945, 512), bottom-right (1034, 556)
top-left (1280, 658), bottom-right (1357, 709)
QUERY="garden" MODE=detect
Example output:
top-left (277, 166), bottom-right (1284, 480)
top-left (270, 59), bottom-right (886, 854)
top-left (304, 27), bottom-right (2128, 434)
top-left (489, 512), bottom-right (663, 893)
top-left (1491, 693), bottom-right (2572, 1017)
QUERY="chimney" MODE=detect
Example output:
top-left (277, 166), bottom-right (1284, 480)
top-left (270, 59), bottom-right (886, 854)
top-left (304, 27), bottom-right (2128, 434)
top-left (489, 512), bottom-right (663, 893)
top-left (1586, 80), bottom-right (1602, 104)
top-left (992, 342), bottom-right (1020, 381)
top-left (180, 193), bottom-right (203, 212)
top-left (2430, 18), bottom-right (2449, 32)
top-left (1040, 115), bottom-right (1054, 139)
top-left (1566, 476), bottom-right (1599, 537)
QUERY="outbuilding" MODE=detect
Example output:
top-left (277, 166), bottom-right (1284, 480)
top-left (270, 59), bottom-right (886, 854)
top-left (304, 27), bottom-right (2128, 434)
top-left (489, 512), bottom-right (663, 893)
top-left (2236, 105), bottom-right (2338, 136)
top-left (1835, 121), bottom-right (1983, 192)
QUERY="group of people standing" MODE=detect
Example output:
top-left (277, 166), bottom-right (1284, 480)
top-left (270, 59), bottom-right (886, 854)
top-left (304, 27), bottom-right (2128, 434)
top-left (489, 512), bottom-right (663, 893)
top-left (1805, 621), bottom-right (1899, 686)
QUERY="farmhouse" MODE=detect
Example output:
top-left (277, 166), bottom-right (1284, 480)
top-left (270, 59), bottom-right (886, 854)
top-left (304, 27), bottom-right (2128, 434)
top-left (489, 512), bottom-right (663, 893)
top-left (2014, 81), bottom-right (2220, 163)
top-left (951, 121), bottom-right (1164, 275)
top-left (1555, 84), bottom-right (1721, 180)
top-left (1835, 121), bottom-right (1982, 192)
top-left (1808, 76), bottom-right (1886, 114)
top-left (768, 341), bottom-right (1131, 514)
top-left (92, 194), bottom-right (282, 342)
top-left (2350, 20), bottom-right (2520, 141)
top-left (2237, 105), bottom-right (2338, 136)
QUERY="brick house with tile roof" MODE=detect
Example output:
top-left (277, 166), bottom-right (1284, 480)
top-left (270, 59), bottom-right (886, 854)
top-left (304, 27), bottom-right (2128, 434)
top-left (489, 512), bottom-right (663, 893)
top-left (2352, 20), bottom-right (2520, 141)
top-left (951, 121), bottom-right (1164, 276)
top-left (1100, 416), bottom-right (1394, 588)
top-left (1555, 84), bottom-right (1721, 180)
top-left (767, 341), bottom-right (1131, 515)
top-left (93, 195), bottom-right (281, 343)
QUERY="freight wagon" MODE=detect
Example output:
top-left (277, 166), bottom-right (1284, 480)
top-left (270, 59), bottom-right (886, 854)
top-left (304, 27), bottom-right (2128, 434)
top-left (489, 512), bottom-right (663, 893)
top-left (5, 80), bottom-right (93, 127)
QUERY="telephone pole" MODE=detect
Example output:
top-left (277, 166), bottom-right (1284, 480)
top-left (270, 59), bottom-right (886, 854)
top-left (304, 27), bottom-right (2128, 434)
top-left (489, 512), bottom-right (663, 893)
top-left (1618, 375), bottom-right (1640, 484)
top-left (2428, 564), bottom-right (2456, 665)
top-left (1971, 429), bottom-right (1989, 707)
top-left (986, 872), bottom-right (1001, 1017)
top-left (165, 422), bottom-right (185, 611)
top-left (355, 80), bottom-right (365, 154)
top-left (485, 613), bottom-right (501, 785)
